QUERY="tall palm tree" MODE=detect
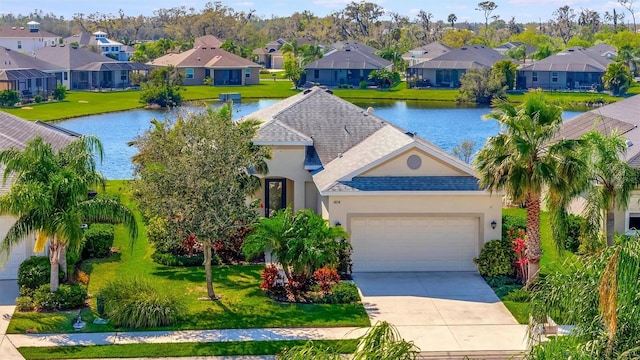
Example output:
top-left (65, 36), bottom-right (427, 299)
top-left (581, 129), bottom-right (638, 247)
top-left (0, 136), bottom-right (137, 292)
top-left (300, 43), bottom-right (324, 66)
top-left (475, 90), bottom-right (585, 285)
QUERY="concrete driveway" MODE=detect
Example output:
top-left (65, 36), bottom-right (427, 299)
top-left (353, 272), bottom-right (528, 356)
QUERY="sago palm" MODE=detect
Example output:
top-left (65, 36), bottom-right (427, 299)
top-left (475, 90), bottom-right (585, 284)
top-left (0, 136), bottom-right (137, 292)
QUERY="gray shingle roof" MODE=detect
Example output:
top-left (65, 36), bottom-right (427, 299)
top-left (74, 61), bottom-right (151, 72)
top-left (0, 46), bottom-right (60, 71)
top-left (0, 112), bottom-right (77, 151)
top-left (519, 46), bottom-right (611, 72)
top-left (304, 47), bottom-right (391, 70)
top-left (34, 45), bottom-right (117, 70)
top-left (402, 42), bottom-right (452, 60)
top-left (149, 47), bottom-right (260, 68)
top-left (325, 176), bottom-right (481, 192)
top-left (409, 45), bottom-right (507, 70)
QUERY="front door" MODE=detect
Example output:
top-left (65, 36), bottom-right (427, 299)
top-left (265, 179), bottom-right (286, 217)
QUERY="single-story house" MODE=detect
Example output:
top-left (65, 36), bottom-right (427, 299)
top-left (193, 35), bottom-right (224, 48)
top-left (406, 45), bottom-right (508, 88)
top-left (0, 46), bottom-right (59, 96)
top-left (402, 42), bottom-right (452, 67)
top-left (149, 46), bottom-right (261, 86)
top-left (558, 94), bottom-right (640, 234)
top-left (243, 87), bottom-right (502, 272)
top-left (33, 44), bottom-right (150, 90)
top-left (252, 37), bottom-right (318, 69)
top-left (493, 41), bottom-right (537, 57)
top-left (0, 114), bottom-right (78, 280)
top-left (328, 41), bottom-right (378, 55)
top-left (518, 45), bottom-right (614, 91)
top-left (304, 47), bottom-right (392, 88)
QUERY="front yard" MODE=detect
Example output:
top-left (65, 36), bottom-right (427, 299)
top-left (7, 180), bottom-right (370, 334)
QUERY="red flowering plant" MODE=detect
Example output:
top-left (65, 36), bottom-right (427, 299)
top-left (260, 265), bottom-right (284, 292)
top-left (313, 267), bottom-right (340, 295)
top-left (509, 228), bottom-right (528, 284)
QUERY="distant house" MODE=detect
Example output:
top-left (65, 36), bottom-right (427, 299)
top-left (493, 41), bottom-right (537, 57)
top-left (0, 114), bottom-right (78, 281)
top-left (0, 46), bottom-right (59, 96)
top-left (149, 46), bottom-right (260, 86)
top-left (402, 42), bottom-right (452, 67)
top-left (64, 31), bottom-right (134, 61)
top-left (34, 45), bottom-right (150, 90)
top-left (518, 45), bottom-right (615, 91)
top-left (0, 21), bottom-right (59, 53)
top-left (328, 41), bottom-right (378, 54)
top-left (304, 46), bottom-right (392, 87)
top-left (252, 37), bottom-right (319, 69)
top-left (194, 35), bottom-right (224, 48)
top-left (406, 45), bottom-right (507, 88)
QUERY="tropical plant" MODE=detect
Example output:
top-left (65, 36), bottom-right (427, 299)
top-left (283, 54), bottom-right (305, 89)
top-left (243, 207), bottom-right (349, 283)
top-left (0, 136), bottom-right (138, 292)
top-left (457, 67), bottom-right (507, 104)
top-left (132, 105), bottom-right (270, 300)
top-left (602, 61), bottom-right (633, 96)
top-left (139, 65), bottom-right (185, 107)
top-left (0, 90), bottom-right (19, 107)
top-left (580, 129), bottom-right (638, 247)
top-left (474, 239), bottom-right (516, 278)
top-left (368, 69), bottom-right (395, 88)
top-left (474, 90), bottom-right (585, 285)
top-left (492, 59), bottom-right (518, 90)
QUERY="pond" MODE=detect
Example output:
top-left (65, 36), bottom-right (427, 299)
top-left (56, 100), bottom-right (584, 180)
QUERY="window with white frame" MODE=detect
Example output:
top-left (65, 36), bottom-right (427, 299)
top-left (185, 68), bottom-right (194, 79)
top-left (17, 41), bottom-right (21, 49)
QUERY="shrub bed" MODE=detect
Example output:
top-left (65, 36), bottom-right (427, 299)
top-left (30, 284), bottom-right (88, 311)
top-left (82, 223), bottom-right (115, 259)
top-left (18, 256), bottom-right (62, 290)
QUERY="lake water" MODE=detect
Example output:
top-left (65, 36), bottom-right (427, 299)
top-left (56, 100), bottom-right (584, 179)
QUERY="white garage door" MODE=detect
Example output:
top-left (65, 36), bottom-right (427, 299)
top-left (0, 241), bottom-right (27, 280)
top-left (350, 216), bottom-right (479, 272)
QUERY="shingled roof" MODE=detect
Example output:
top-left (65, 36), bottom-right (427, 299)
top-left (409, 45), bottom-right (507, 70)
top-left (519, 46), bottom-right (611, 72)
top-left (149, 46), bottom-right (260, 68)
top-left (0, 46), bottom-right (60, 71)
top-left (304, 46), bottom-right (391, 71)
top-left (34, 45), bottom-right (117, 70)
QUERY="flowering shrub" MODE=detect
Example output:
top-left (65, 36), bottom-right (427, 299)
top-left (313, 268), bottom-right (340, 295)
top-left (510, 229), bottom-right (528, 284)
top-left (260, 265), bottom-right (283, 292)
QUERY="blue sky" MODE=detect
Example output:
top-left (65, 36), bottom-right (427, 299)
top-left (0, 0), bottom-right (628, 24)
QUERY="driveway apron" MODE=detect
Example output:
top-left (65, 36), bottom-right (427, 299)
top-left (353, 272), bottom-right (528, 354)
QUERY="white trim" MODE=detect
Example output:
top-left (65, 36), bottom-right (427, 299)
top-left (253, 140), bottom-right (313, 146)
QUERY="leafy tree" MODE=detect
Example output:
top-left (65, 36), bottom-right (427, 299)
top-left (492, 59), bottom-right (517, 89)
top-left (139, 65), bottom-right (184, 107)
top-left (283, 54), bottom-right (305, 89)
top-left (441, 29), bottom-right (475, 48)
top-left (376, 46), bottom-right (405, 72)
top-left (243, 207), bottom-right (349, 282)
top-left (0, 136), bottom-right (137, 292)
top-left (132, 105), bottom-right (270, 300)
top-left (52, 84), bottom-right (67, 101)
top-left (368, 69), bottom-right (395, 88)
top-left (452, 139), bottom-right (477, 164)
top-left (619, 0), bottom-right (637, 32)
top-left (553, 5), bottom-right (576, 45)
top-left (602, 61), bottom-right (633, 96)
top-left (0, 90), bottom-right (19, 107)
top-left (580, 130), bottom-right (638, 247)
top-left (474, 91), bottom-right (585, 285)
top-left (457, 67), bottom-right (506, 104)
top-left (505, 44), bottom-right (527, 63)
top-left (447, 14), bottom-right (457, 28)
top-left (476, 1), bottom-right (498, 43)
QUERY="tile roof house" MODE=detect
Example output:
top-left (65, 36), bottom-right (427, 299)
top-left (557, 94), bottom-right (640, 236)
top-left (402, 42), bottom-right (452, 67)
top-left (34, 44), bottom-right (150, 90)
top-left (0, 21), bottom-right (59, 53)
top-left (517, 45), bottom-right (616, 91)
top-left (0, 46), bottom-right (59, 96)
top-left (242, 87), bottom-right (502, 272)
top-left (0, 112), bottom-right (79, 280)
top-left (303, 46), bottom-right (392, 87)
top-left (149, 46), bottom-right (261, 86)
top-left (406, 45), bottom-right (508, 88)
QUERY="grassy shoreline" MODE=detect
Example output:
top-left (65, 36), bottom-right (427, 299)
top-left (2, 80), bottom-right (626, 122)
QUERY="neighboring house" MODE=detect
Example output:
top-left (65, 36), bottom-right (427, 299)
top-left (149, 46), bottom-right (260, 86)
top-left (243, 87), bottom-right (502, 272)
top-left (402, 42), bottom-right (452, 67)
top-left (64, 31), bottom-right (134, 61)
top-left (252, 36), bottom-right (318, 69)
top-left (34, 44), bottom-right (150, 90)
top-left (557, 95), bottom-right (640, 235)
top-left (194, 35), bottom-right (224, 48)
top-left (328, 41), bottom-right (378, 55)
top-left (304, 46), bottom-right (392, 87)
top-left (518, 45), bottom-right (615, 91)
top-left (0, 46), bottom-right (59, 96)
top-left (493, 41), bottom-right (536, 57)
top-left (0, 114), bottom-right (78, 280)
top-left (0, 21), bottom-right (59, 53)
top-left (406, 45), bottom-right (507, 88)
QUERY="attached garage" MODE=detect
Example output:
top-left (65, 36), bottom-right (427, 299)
top-left (350, 215), bottom-right (480, 272)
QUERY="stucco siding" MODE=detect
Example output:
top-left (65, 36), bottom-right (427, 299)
top-left (361, 149), bottom-right (467, 177)
top-left (0, 216), bottom-right (38, 280)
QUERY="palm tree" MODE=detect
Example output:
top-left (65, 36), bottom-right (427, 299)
top-left (475, 90), bottom-right (585, 285)
top-left (300, 43), bottom-right (324, 66)
top-left (603, 61), bottom-right (633, 96)
top-left (447, 13), bottom-right (457, 28)
top-left (0, 136), bottom-right (137, 292)
top-left (581, 129), bottom-right (638, 247)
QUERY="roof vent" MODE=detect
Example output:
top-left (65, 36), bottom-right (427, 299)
top-left (11, 26), bottom-right (16, 30)
top-left (626, 139), bottom-right (633, 148)
top-left (325, 89), bottom-right (333, 94)
top-left (20, 27), bottom-right (24, 30)
top-left (366, 107), bottom-right (374, 114)
top-left (197, 57), bottom-right (201, 61)
top-left (303, 89), bottom-right (312, 95)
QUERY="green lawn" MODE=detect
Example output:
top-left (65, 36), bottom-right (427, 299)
top-left (2, 80), bottom-right (624, 122)
top-left (7, 180), bottom-right (370, 334)
top-left (18, 339), bottom-right (358, 359)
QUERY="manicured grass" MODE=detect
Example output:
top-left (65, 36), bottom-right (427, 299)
top-left (502, 300), bottom-right (530, 324)
top-left (2, 80), bottom-right (623, 122)
top-left (18, 339), bottom-right (358, 359)
top-left (7, 180), bottom-right (370, 334)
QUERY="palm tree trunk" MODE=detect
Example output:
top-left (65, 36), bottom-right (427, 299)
top-left (203, 240), bottom-right (216, 299)
top-left (525, 192), bottom-right (542, 286)
top-left (49, 236), bottom-right (61, 292)
top-left (606, 208), bottom-right (615, 247)
top-left (59, 245), bottom-right (68, 282)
